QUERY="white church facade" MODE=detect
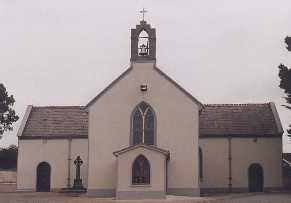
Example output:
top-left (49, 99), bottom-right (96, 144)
top-left (16, 20), bottom-right (283, 199)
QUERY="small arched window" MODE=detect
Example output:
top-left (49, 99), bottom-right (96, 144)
top-left (132, 155), bottom-right (150, 185)
top-left (132, 102), bottom-right (155, 145)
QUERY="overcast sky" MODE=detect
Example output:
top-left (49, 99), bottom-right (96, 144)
top-left (1, 0), bottom-right (291, 151)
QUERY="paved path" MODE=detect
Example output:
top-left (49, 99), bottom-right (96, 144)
top-left (213, 193), bottom-right (291, 203)
top-left (0, 192), bottom-right (290, 203)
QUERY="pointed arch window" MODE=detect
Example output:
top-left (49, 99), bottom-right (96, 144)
top-left (132, 102), bottom-right (155, 145)
top-left (132, 155), bottom-right (150, 185)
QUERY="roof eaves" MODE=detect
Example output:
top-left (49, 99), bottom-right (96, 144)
top-left (32, 106), bottom-right (86, 109)
top-left (19, 135), bottom-right (88, 140)
top-left (200, 133), bottom-right (282, 138)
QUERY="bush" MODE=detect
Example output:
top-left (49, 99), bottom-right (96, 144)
top-left (0, 145), bottom-right (17, 170)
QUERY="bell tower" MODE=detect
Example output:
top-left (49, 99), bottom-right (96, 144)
top-left (130, 9), bottom-right (156, 62)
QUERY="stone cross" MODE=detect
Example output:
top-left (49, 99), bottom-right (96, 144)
top-left (140, 8), bottom-right (147, 21)
top-left (74, 156), bottom-right (83, 180)
top-left (72, 156), bottom-right (84, 190)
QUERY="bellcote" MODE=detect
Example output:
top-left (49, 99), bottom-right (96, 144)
top-left (130, 20), bottom-right (156, 62)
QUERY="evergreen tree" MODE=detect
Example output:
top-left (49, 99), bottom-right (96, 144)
top-left (0, 83), bottom-right (19, 138)
top-left (278, 37), bottom-right (291, 135)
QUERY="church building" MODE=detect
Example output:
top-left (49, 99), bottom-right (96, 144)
top-left (16, 20), bottom-right (283, 199)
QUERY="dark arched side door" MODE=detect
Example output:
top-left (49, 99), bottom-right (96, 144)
top-left (248, 163), bottom-right (264, 192)
top-left (36, 162), bottom-right (51, 192)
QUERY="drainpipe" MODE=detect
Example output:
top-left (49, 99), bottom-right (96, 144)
top-left (166, 158), bottom-right (168, 193)
top-left (67, 137), bottom-right (72, 188)
top-left (228, 136), bottom-right (232, 192)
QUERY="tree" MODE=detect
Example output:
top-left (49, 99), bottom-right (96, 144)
top-left (278, 36), bottom-right (291, 135)
top-left (0, 83), bottom-right (19, 138)
top-left (286, 37), bottom-right (291, 51)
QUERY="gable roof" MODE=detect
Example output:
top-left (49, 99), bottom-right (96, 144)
top-left (19, 106), bottom-right (88, 139)
top-left (85, 66), bottom-right (204, 109)
top-left (199, 103), bottom-right (283, 137)
top-left (18, 102), bottom-right (283, 139)
top-left (113, 144), bottom-right (170, 159)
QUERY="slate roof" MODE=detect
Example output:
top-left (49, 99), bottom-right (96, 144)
top-left (20, 106), bottom-right (88, 139)
top-left (199, 103), bottom-right (283, 137)
top-left (19, 103), bottom-right (282, 139)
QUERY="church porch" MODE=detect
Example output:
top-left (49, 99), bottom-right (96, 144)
top-left (113, 144), bottom-right (169, 200)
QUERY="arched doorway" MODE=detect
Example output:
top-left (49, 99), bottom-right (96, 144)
top-left (248, 163), bottom-right (264, 192)
top-left (36, 162), bottom-right (51, 192)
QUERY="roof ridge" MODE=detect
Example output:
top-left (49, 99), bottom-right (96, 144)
top-left (32, 105), bottom-right (85, 108)
top-left (204, 103), bottom-right (271, 107)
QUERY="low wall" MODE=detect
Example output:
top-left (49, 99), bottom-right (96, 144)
top-left (0, 170), bottom-right (16, 183)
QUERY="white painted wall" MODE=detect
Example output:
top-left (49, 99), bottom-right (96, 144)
top-left (200, 137), bottom-right (282, 190)
top-left (87, 62), bottom-right (200, 192)
top-left (17, 138), bottom-right (88, 191)
top-left (232, 137), bottom-right (282, 189)
top-left (200, 138), bottom-right (229, 189)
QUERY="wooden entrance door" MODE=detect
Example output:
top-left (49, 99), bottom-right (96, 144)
top-left (248, 163), bottom-right (264, 192)
top-left (36, 162), bottom-right (51, 192)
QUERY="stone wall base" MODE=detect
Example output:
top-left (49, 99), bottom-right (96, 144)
top-left (116, 190), bottom-right (165, 199)
top-left (167, 188), bottom-right (200, 196)
top-left (201, 187), bottom-right (282, 194)
top-left (86, 189), bottom-right (115, 197)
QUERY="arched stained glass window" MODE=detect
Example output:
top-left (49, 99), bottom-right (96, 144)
top-left (132, 109), bottom-right (143, 144)
top-left (132, 155), bottom-right (150, 185)
top-left (132, 102), bottom-right (155, 145)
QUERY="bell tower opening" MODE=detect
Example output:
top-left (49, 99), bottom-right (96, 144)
top-left (138, 30), bottom-right (149, 56)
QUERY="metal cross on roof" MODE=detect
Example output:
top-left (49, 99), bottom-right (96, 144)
top-left (140, 8), bottom-right (147, 21)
